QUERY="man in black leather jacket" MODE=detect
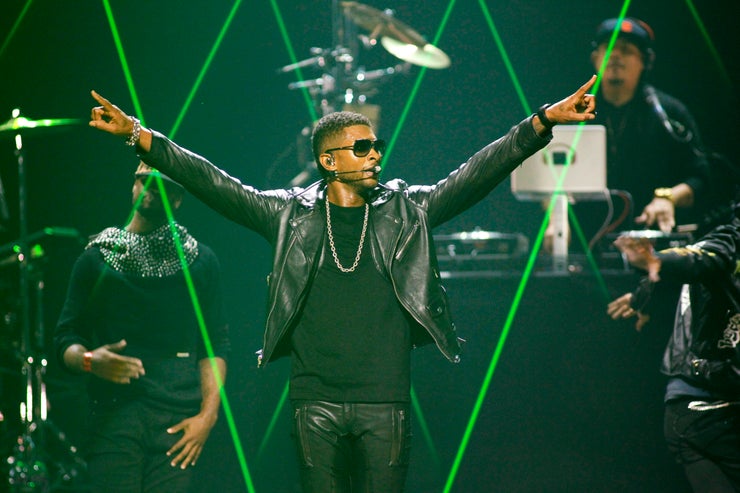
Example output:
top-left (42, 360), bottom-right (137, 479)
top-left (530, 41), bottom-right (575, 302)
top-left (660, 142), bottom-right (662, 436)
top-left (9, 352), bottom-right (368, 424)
top-left (87, 77), bottom-right (596, 492)
top-left (608, 217), bottom-right (740, 492)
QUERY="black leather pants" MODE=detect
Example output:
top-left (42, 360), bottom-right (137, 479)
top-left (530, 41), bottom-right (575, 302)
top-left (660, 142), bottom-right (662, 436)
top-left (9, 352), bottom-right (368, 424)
top-left (665, 397), bottom-right (740, 492)
top-left (291, 400), bottom-right (412, 493)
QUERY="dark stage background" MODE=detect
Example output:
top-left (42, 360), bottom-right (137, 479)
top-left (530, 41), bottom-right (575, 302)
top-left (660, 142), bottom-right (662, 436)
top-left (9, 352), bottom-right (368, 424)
top-left (1, 1), bottom-right (738, 491)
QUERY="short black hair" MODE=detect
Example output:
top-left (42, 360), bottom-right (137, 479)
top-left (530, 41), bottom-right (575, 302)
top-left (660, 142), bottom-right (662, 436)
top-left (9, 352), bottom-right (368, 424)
top-left (311, 111), bottom-right (373, 177)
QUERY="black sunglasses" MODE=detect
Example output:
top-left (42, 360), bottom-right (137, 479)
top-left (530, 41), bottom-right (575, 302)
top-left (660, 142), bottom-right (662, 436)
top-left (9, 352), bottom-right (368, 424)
top-left (324, 139), bottom-right (386, 157)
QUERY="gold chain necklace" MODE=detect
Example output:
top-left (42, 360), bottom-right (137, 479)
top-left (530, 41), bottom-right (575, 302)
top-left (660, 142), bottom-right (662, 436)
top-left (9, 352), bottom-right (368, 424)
top-left (325, 200), bottom-right (369, 273)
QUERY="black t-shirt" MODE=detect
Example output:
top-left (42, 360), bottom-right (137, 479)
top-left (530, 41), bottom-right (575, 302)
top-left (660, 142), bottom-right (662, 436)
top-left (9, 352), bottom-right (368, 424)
top-left (54, 243), bottom-right (230, 413)
top-left (289, 203), bottom-right (412, 403)
top-left (570, 88), bottom-right (708, 250)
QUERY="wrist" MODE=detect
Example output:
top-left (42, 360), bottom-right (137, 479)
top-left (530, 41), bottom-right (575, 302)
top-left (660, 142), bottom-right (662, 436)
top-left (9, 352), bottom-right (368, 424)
top-left (536, 104), bottom-right (555, 131)
top-left (82, 351), bottom-right (93, 373)
top-left (125, 117), bottom-right (141, 146)
top-left (653, 187), bottom-right (674, 204)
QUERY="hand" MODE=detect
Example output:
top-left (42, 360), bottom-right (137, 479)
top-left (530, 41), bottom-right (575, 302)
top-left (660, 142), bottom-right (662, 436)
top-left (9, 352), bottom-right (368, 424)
top-left (607, 293), bottom-right (635, 320)
top-left (636, 197), bottom-right (675, 234)
top-left (166, 412), bottom-right (217, 469)
top-left (607, 293), bottom-right (651, 331)
top-left (90, 339), bottom-right (146, 383)
top-left (612, 235), bottom-right (661, 282)
top-left (545, 75), bottom-right (598, 124)
top-left (89, 90), bottom-right (136, 137)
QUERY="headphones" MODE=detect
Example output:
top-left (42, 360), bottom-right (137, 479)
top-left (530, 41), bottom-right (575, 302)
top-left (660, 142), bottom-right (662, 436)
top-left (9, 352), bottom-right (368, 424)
top-left (593, 17), bottom-right (656, 72)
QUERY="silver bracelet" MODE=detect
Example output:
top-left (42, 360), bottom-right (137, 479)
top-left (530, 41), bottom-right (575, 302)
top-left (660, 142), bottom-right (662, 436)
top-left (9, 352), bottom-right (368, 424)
top-left (125, 117), bottom-right (141, 146)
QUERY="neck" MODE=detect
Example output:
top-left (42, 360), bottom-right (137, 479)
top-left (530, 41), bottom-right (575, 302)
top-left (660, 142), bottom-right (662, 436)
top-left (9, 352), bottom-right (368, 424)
top-left (600, 83), bottom-right (639, 108)
top-left (126, 214), bottom-right (168, 235)
top-left (326, 182), bottom-right (368, 207)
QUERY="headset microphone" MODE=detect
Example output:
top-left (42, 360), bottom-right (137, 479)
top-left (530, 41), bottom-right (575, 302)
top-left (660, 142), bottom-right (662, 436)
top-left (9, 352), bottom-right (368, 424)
top-left (331, 165), bottom-right (381, 176)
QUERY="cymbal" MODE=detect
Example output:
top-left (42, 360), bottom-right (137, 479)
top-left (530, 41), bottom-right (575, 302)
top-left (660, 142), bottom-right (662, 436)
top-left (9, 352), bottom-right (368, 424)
top-left (380, 36), bottom-right (450, 69)
top-left (341, 1), bottom-right (450, 69)
top-left (0, 115), bottom-right (84, 135)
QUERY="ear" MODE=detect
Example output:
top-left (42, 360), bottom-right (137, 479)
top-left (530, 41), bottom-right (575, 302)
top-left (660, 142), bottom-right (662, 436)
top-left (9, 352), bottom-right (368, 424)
top-left (319, 153), bottom-right (334, 173)
top-left (644, 48), bottom-right (655, 72)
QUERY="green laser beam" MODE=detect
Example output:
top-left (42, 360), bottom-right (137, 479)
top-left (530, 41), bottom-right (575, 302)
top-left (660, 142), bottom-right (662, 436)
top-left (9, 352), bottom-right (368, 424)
top-left (683, 0), bottom-right (733, 91)
top-left (387, 1), bottom-right (459, 466)
top-left (257, 379), bottom-right (289, 461)
top-left (384, 0), bottom-right (456, 166)
top-left (159, 195), bottom-right (254, 493)
top-left (169, 0), bottom-right (243, 138)
top-left (477, 0), bottom-right (531, 115)
top-left (252, 0), bottom-right (320, 458)
top-left (0, 0), bottom-right (32, 60)
top-left (99, 6), bottom-right (254, 484)
top-left (269, 0), bottom-right (319, 123)
top-left (443, 205), bottom-right (552, 492)
top-left (101, 0), bottom-right (145, 126)
top-left (443, 2), bottom-right (633, 489)
top-left (154, 175), bottom-right (256, 493)
top-left (567, 205), bottom-right (610, 300)
top-left (410, 384), bottom-right (440, 467)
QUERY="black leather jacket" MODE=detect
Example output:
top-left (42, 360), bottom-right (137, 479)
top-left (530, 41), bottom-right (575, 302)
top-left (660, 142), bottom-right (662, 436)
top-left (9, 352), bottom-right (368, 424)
top-left (632, 217), bottom-right (740, 396)
top-left (140, 117), bottom-right (549, 366)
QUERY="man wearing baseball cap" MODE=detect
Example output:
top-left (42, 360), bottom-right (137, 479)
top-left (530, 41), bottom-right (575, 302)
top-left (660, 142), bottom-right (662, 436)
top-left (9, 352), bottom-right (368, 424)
top-left (591, 17), bottom-right (709, 235)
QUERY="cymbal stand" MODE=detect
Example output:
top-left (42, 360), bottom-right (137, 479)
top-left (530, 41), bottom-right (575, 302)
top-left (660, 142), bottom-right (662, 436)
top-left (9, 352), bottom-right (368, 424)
top-left (276, 1), bottom-right (407, 186)
top-left (4, 110), bottom-right (86, 491)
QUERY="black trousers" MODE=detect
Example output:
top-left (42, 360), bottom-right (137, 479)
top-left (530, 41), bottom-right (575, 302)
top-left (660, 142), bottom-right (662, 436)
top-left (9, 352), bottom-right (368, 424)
top-left (665, 398), bottom-right (740, 492)
top-left (291, 401), bottom-right (412, 493)
top-left (87, 398), bottom-right (194, 493)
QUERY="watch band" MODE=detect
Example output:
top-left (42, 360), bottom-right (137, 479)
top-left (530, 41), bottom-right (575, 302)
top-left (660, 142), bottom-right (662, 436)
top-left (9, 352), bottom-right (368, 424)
top-left (653, 187), bottom-right (674, 203)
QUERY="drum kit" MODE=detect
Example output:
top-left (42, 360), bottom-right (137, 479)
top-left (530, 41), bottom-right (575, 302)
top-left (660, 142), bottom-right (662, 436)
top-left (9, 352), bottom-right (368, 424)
top-left (0, 111), bottom-right (85, 489)
top-left (271, 0), bottom-right (451, 187)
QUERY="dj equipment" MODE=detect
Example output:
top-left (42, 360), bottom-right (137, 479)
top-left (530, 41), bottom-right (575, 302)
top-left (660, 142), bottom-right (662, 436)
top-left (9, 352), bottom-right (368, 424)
top-left (433, 229), bottom-right (694, 280)
top-left (434, 230), bottom-right (529, 279)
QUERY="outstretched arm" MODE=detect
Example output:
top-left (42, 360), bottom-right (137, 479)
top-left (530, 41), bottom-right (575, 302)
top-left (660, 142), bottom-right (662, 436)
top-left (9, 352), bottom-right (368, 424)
top-left (63, 339), bottom-right (146, 383)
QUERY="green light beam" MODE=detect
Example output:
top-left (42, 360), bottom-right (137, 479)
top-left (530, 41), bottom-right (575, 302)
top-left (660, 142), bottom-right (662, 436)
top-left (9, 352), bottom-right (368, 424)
top-left (477, 0), bottom-right (531, 115)
top-left (257, 379), bottom-right (289, 461)
top-left (568, 205), bottom-right (610, 300)
top-left (156, 176), bottom-right (256, 493)
top-left (92, 172), bottom-right (256, 491)
top-left (253, 0), bottom-right (322, 460)
top-left (443, 201), bottom-right (553, 492)
top-left (684, 0), bottom-right (733, 91)
top-left (0, 0), bottom-right (32, 59)
top-left (411, 384), bottom-right (440, 467)
top-left (101, 0), bottom-right (145, 126)
top-left (383, 1), bottom-right (458, 466)
top-left (269, 0), bottom-right (319, 122)
top-left (100, 3), bottom-right (255, 481)
top-left (477, 0), bottom-right (593, 274)
top-left (384, 0), bottom-right (456, 166)
top-left (169, 0), bottom-right (243, 138)
top-left (443, 3), bottom-right (632, 490)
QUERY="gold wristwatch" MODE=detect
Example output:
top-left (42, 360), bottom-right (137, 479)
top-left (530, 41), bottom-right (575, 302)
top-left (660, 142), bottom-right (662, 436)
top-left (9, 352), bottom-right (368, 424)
top-left (653, 187), bottom-right (674, 203)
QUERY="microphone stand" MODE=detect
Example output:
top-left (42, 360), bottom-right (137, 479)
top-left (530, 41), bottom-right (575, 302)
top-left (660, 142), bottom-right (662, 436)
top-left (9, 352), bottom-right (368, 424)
top-left (4, 109), bottom-right (86, 492)
top-left (644, 84), bottom-right (693, 143)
